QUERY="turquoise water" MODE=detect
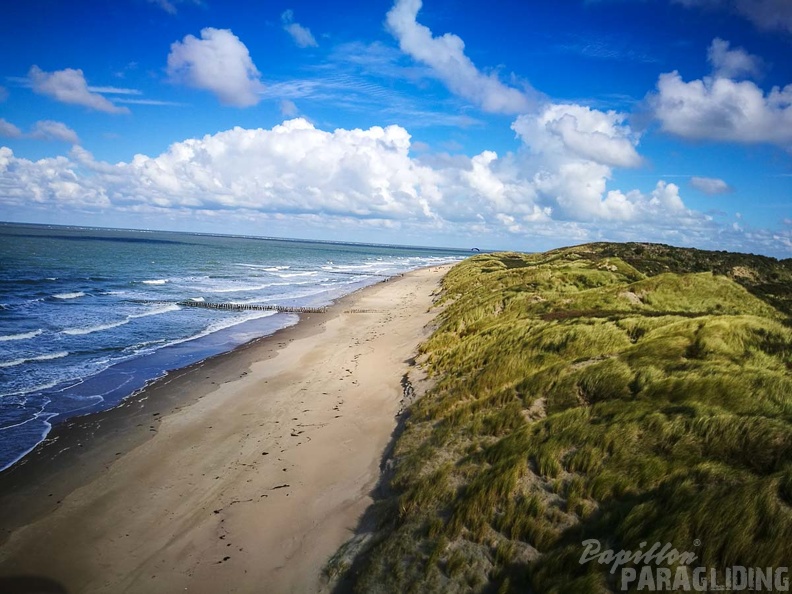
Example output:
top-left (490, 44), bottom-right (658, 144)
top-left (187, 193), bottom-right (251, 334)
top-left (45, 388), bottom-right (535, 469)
top-left (0, 223), bottom-right (465, 470)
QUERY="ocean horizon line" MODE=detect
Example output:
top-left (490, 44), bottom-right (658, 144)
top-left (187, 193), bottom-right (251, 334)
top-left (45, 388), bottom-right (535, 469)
top-left (0, 219), bottom-right (485, 255)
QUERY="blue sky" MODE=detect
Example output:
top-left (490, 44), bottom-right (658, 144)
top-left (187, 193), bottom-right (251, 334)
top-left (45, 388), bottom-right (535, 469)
top-left (0, 0), bottom-right (790, 255)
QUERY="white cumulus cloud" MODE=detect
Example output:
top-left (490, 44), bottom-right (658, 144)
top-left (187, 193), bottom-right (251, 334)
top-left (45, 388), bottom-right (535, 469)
top-left (281, 10), bottom-right (318, 48)
top-left (9, 119), bottom-right (444, 220)
top-left (510, 103), bottom-right (659, 221)
top-left (707, 38), bottom-right (763, 80)
top-left (650, 71), bottom-right (792, 145)
top-left (0, 147), bottom-right (110, 209)
top-left (2, 119), bottom-right (776, 251)
top-left (167, 28), bottom-right (265, 107)
top-left (0, 118), bottom-right (79, 143)
top-left (650, 39), bottom-right (790, 146)
top-left (0, 119), bottom-right (23, 139)
top-left (690, 176), bottom-right (732, 194)
top-left (29, 120), bottom-right (80, 144)
top-left (28, 66), bottom-right (129, 114)
top-left (386, 0), bottom-right (533, 114)
top-left (514, 103), bottom-right (642, 169)
top-left (279, 99), bottom-right (299, 117)
top-left (0, 118), bottom-right (670, 226)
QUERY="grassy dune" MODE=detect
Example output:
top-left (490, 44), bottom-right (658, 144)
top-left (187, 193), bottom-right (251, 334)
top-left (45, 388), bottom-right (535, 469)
top-left (327, 243), bottom-right (792, 593)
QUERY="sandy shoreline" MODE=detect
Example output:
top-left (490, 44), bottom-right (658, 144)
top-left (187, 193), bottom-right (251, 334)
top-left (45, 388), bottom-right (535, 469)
top-left (0, 264), bottom-right (449, 594)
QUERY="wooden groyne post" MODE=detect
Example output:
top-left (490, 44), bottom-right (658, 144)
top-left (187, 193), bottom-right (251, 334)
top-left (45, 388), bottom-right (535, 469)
top-left (175, 301), bottom-right (328, 314)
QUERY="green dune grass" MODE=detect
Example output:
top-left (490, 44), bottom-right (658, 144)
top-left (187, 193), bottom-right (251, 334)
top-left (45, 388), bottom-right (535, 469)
top-left (327, 243), bottom-right (792, 593)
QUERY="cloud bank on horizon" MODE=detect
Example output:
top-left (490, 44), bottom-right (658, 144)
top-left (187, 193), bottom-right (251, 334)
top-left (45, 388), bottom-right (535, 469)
top-left (0, 0), bottom-right (790, 255)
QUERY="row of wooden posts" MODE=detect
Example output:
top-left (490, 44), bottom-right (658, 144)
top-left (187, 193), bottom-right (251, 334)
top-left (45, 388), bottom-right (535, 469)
top-left (176, 301), bottom-right (328, 314)
top-left (133, 300), bottom-right (387, 315)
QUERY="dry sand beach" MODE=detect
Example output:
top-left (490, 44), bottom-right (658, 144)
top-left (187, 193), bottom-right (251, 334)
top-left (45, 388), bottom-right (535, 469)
top-left (0, 264), bottom-right (450, 594)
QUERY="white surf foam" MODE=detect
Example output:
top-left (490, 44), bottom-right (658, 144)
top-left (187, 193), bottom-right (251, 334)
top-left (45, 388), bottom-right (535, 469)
top-left (165, 310), bottom-right (279, 349)
top-left (208, 283), bottom-right (280, 293)
top-left (63, 319), bottom-right (129, 336)
top-left (128, 304), bottom-right (181, 319)
top-left (235, 264), bottom-right (290, 271)
top-left (0, 351), bottom-right (69, 369)
top-left (0, 330), bottom-right (43, 342)
top-left (53, 292), bottom-right (85, 300)
top-left (0, 413), bottom-right (57, 472)
top-left (277, 271), bottom-right (318, 278)
top-left (0, 380), bottom-right (60, 398)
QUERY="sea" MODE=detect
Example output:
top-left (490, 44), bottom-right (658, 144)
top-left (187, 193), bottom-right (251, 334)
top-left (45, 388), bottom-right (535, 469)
top-left (0, 223), bottom-right (466, 471)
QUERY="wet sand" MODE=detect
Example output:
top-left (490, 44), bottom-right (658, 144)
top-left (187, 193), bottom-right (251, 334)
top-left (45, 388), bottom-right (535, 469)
top-left (0, 265), bottom-right (449, 594)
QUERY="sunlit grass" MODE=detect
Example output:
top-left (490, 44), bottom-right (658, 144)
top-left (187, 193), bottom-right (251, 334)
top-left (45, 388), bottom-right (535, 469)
top-left (330, 243), bottom-right (792, 594)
